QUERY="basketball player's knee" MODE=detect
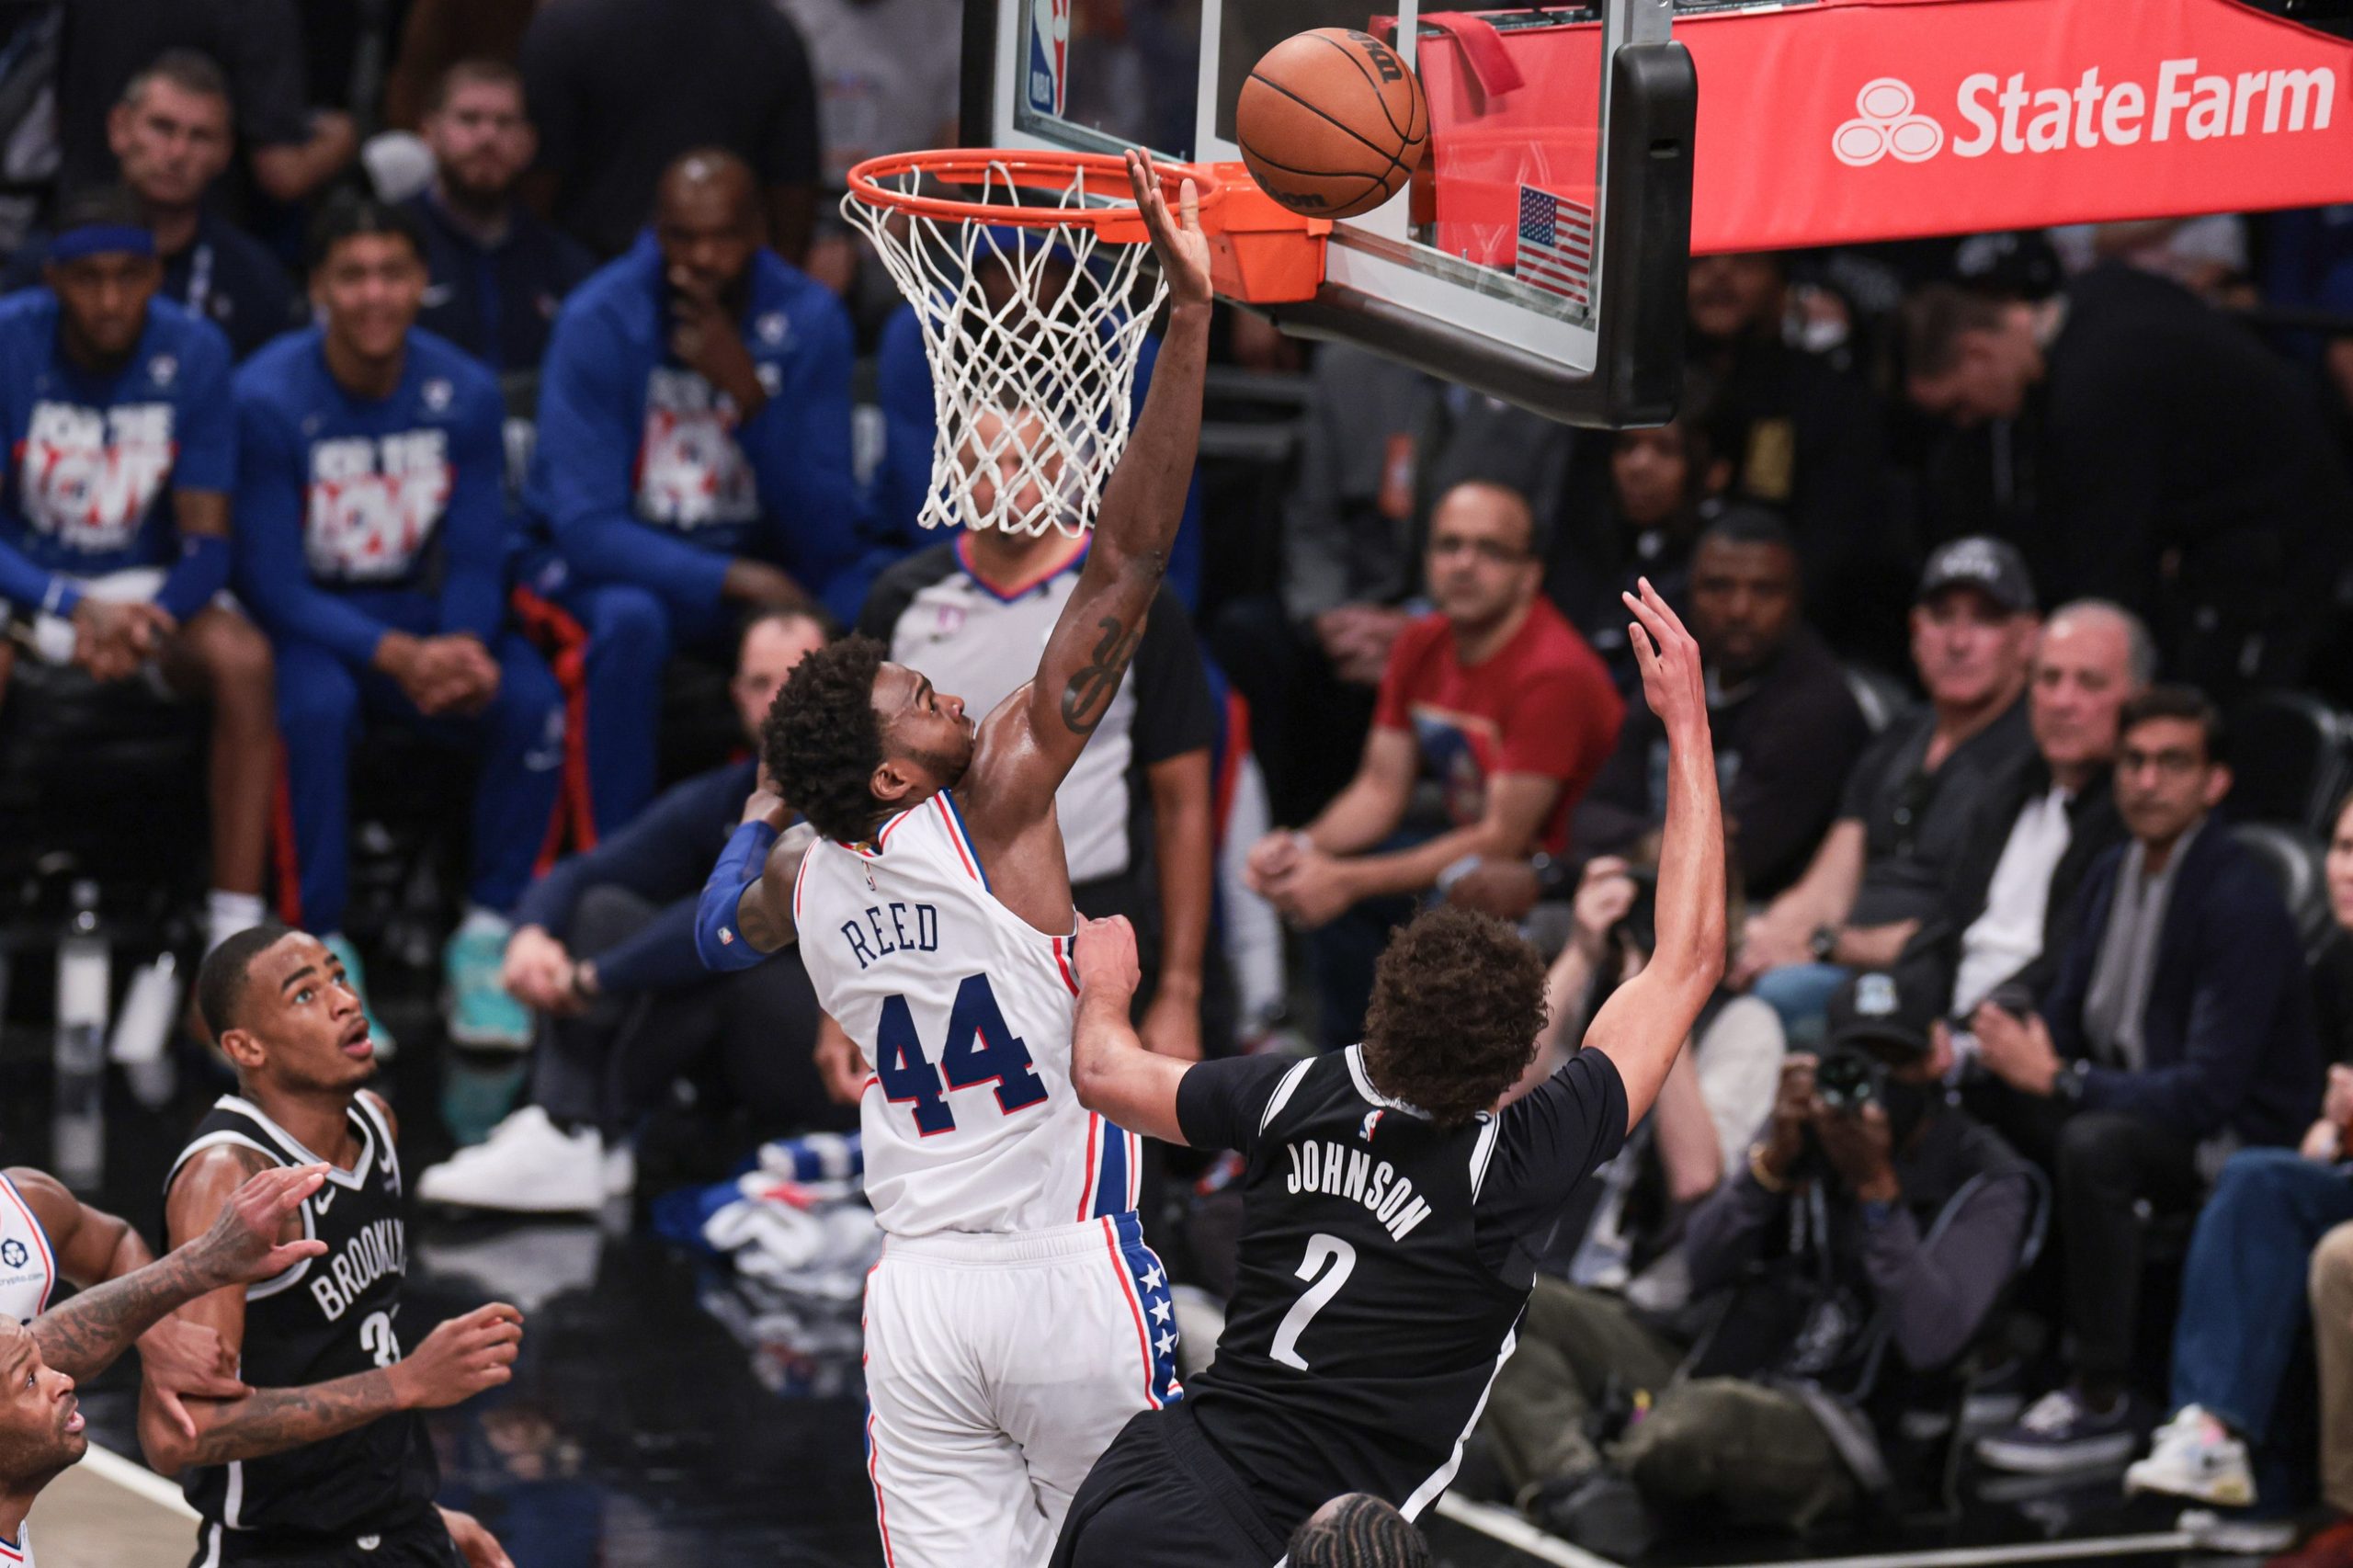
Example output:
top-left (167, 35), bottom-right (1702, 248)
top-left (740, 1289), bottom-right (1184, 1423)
top-left (193, 611), bottom-right (275, 710)
top-left (488, 651), bottom-right (564, 741)
top-left (275, 645), bottom-right (358, 733)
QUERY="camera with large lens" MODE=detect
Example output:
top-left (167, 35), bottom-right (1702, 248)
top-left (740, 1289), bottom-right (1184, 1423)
top-left (1813, 1047), bottom-right (1886, 1113)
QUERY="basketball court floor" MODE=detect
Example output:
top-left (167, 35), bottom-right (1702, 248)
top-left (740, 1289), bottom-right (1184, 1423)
top-left (3, 1013), bottom-right (2232, 1568)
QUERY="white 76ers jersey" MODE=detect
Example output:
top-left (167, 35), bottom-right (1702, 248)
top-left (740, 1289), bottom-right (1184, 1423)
top-left (0, 1173), bottom-right (56, 1322)
top-left (795, 790), bottom-right (1140, 1236)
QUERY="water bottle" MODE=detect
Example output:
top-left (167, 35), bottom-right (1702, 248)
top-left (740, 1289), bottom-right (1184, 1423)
top-left (52, 881), bottom-right (107, 1193)
top-left (110, 952), bottom-right (179, 1109)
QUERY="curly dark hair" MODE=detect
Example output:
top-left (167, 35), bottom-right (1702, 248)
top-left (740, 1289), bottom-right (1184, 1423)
top-left (762, 634), bottom-right (889, 843)
top-left (1361, 906), bottom-right (1550, 1128)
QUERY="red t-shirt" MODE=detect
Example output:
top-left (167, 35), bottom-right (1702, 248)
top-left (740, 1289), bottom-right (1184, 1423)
top-left (1371, 597), bottom-right (1623, 855)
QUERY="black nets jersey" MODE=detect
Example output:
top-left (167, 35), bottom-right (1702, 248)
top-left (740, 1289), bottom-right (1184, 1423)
top-left (165, 1094), bottom-right (438, 1538)
top-left (1176, 1045), bottom-right (1627, 1531)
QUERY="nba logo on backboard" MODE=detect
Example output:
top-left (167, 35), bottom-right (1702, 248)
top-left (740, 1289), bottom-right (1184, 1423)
top-left (1026, 0), bottom-right (1068, 118)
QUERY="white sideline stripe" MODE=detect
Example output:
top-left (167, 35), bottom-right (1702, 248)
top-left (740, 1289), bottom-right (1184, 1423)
top-left (1433, 1494), bottom-right (2192, 1568)
top-left (1433, 1494), bottom-right (1619, 1568)
top-left (80, 1441), bottom-right (199, 1518)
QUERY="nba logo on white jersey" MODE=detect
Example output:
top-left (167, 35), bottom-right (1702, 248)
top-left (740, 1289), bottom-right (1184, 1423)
top-left (1026, 0), bottom-right (1069, 117)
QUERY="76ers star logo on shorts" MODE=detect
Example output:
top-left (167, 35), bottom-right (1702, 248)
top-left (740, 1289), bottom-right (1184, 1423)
top-left (2, 1240), bottom-right (28, 1269)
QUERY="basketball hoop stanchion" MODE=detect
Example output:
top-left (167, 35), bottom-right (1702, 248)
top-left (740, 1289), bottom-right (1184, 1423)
top-left (843, 148), bottom-right (1324, 539)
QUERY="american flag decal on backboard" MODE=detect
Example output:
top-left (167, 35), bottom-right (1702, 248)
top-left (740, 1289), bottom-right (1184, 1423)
top-left (1516, 186), bottom-right (1594, 307)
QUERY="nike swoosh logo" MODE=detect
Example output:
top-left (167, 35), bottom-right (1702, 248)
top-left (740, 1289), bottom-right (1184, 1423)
top-left (313, 1187), bottom-right (335, 1214)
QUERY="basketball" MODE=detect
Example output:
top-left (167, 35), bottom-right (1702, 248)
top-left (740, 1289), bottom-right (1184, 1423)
top-left (1236, 28), bottom-right (1429, 221)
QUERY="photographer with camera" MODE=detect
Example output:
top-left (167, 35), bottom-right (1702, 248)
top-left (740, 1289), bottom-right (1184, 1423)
top-left (1485, 971), bottom-right (2035, 1554)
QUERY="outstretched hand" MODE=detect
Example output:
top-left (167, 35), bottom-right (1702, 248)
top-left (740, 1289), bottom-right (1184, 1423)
top-left (1126, 150), bottom-right (1212, 309)
top-left (1622, 578), bottom-right (1705, 734)
top-left (200, 1164), bottom-right (331, 1289)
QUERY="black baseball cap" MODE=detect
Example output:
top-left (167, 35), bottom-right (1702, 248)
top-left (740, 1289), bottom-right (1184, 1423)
top-left (1825, 971), bottom-right (1934, 1062)
top-left (1916, 536), bottom-right (2035, 616)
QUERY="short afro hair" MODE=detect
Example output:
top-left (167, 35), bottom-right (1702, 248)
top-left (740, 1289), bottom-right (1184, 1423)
top-left (764, 634), bottom-right (889, 843)
top-left (197, 923), bottom-right (295, 1040)
top-left (1361, 906), bottom-right (1549, 1129)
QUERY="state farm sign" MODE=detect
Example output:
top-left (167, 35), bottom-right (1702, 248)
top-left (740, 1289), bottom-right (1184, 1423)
top-left (1836, 60), bottom-right (2336, 166)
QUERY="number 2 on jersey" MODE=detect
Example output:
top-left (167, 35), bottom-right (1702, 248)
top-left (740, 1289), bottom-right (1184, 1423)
top-left (874, 972), bottom-right (1049, 1135)
top-left (1269, 1233), bottom-right (1358, 1370)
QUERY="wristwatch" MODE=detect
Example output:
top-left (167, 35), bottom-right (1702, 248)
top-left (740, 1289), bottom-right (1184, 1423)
top-left (1809, 924), bottom-right (1841, 962)
top-left (2054, 1059), bottom-right (2091, 1105)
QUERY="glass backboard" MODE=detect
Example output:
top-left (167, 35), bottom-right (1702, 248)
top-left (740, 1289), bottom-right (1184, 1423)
top-left (960, 0), bottom-right (1695, 426)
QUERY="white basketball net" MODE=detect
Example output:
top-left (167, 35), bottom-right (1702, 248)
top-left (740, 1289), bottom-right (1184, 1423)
top-left (844, 160), bottom-right (1167, 538)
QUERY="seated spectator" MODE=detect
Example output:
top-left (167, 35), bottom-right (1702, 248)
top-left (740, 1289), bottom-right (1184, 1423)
top-left (4, 51), bottom-right (299, 360)
top-left (0, 189), bottom-right (273, 955)
top-left (523, 148), bottom-right (857, 835)
top-left (859, 482), bottom-right (1222, 1062)
top-left (404, 60), bottom-right (595, 376)
top-left (865, 238), bottom-right (1204, 617)
top-left (1245, 480), bottom-right (1622, 1049)
top-left (1211, 345), bottom-right (1438, 826)
top-left (1900, 601), bottom-right (2147, 1146)
top-left (1733, 537), bottom-right (2039, 1037)
top-left (234, 194), bottom-right (564, 1051)
top-left (1545, 386), bottom-right (1727, 695)
top-left (1485, 971), bottom-right (2035, 1551)
top-left (1686, 252), bottom-right (1900, 667)
top-left (1578, 509), bottom-right (1869, 902)
top-left (2116, 791), bottom-right (2353, 1514)
top-left (520, 0), bottom-right (821, 260)
top-left (2127, 1081), bottom-right (2353, 1514)
top-left (1287, 1494), bottom-right (1431, 1568)
top-left (1519, 851), bottom-right (1782, 1302)
top-left (1904, 271), bottom-right (2353, 696)
top-left (1972, 687), bottom-right (2322, 1472)
top-left (417, 608), bottom-right (854, 1213)
top-left (58, 0), bottom-right (358, 206)
top-left (2294, 1222), bottom-right (2353, 1568)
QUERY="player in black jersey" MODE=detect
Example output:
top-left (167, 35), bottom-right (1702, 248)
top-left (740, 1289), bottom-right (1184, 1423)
top-left (143, 927), bottom-right (525, 1568)
top-left (1051, 581), bottom-right (1726, 1567)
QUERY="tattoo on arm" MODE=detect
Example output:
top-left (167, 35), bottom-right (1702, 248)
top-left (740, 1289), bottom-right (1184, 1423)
top-left (1061, 617), bottom-right (1142, 736)
top-left (30, 1251), bottom-right (211, 1381)
top-left (184, 1369), bottom-right (402, 1466)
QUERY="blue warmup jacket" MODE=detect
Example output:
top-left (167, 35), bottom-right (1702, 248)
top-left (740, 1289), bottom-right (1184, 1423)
top-left (0, 290), bottom-right (235, 615)
top-left (232, 326), bottom-right (511, 662)
top-left (524, 233), bottom-right (859, 616)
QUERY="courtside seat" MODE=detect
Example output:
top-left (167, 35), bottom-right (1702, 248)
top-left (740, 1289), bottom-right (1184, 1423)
top-left (2228, 689), bottom-right (2353, 836)
top-left (2231, 821), bottom-right (2338, 965)
top-left (0, 661), bottom-right (206, 916)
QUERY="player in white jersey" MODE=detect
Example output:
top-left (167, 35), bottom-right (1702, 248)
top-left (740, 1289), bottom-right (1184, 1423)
top-left (0, 1164), bottom-right (324, 1431)
top-left (693, 150), bottom-right (1210, 1566)
top-left (0, 1165), bottom-right (324, 1562)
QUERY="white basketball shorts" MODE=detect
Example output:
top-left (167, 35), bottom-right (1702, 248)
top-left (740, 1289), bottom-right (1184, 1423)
top-left (862, 1212), bottom-right (1185, 1568)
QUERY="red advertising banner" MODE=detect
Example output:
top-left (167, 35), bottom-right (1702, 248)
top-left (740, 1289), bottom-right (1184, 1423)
top-left (1410, 0), bottom-right (2353, 258)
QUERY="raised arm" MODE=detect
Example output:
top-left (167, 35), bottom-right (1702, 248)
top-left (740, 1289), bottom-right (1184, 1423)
top-left (696, 786), bottom-right (816, 966)
top-left (1580, 582), bottom-right (1726, 1130)
top-left (964, 152), bottom-right (1214, 831)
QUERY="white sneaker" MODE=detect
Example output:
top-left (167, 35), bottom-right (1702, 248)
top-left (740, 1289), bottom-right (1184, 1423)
top-left (602, 1141), bottom-right (635, 1199)
top-left (415, 1107), bottom-right (605, 1215)
top-left (2125, 1405), bottom-right (2256, 1507)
